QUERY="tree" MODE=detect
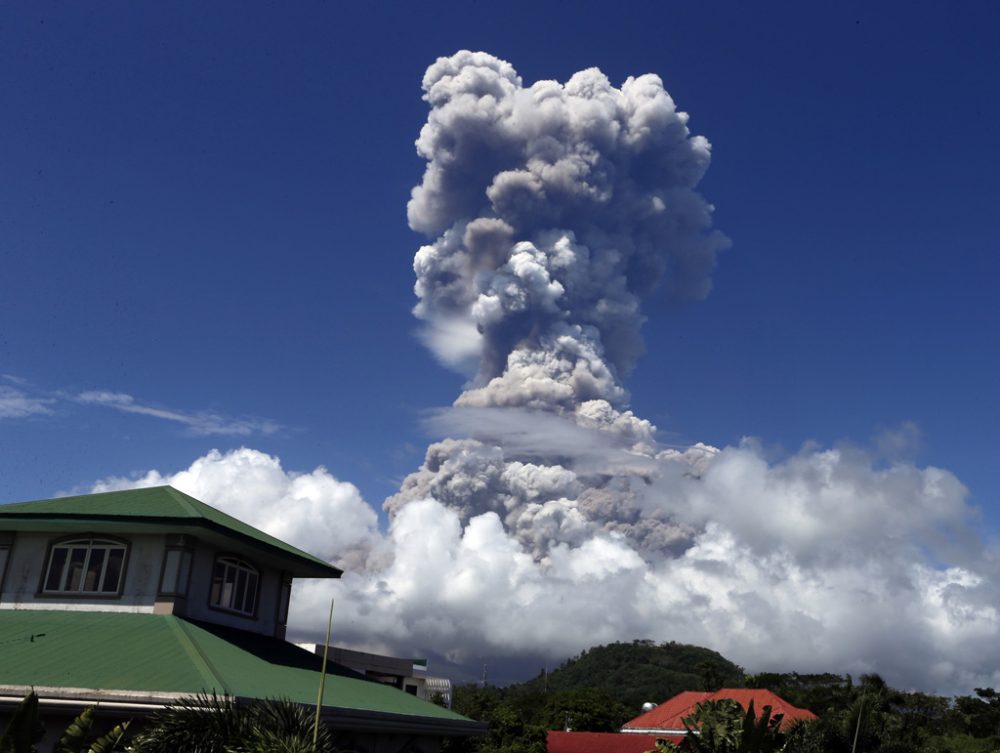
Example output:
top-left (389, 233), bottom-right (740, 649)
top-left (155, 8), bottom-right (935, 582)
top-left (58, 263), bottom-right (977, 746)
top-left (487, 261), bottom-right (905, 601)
top-left (540, 688), bottom-right (632, 733)
top-left (654, 699), bottom-right (785, 753)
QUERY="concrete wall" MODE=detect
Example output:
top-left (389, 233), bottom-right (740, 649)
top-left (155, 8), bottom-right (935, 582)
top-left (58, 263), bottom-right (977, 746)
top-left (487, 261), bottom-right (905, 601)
top-left (0, 531), bottom-right (163, 613)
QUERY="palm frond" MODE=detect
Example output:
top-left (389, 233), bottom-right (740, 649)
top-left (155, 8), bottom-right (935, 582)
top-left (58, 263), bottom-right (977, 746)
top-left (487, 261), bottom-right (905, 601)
top-left (0, 692), bottom-right (44, 753)
top-left (87, 720), bottom-right (130, 753)
top-left (55, 706), bottom-right (95, 753)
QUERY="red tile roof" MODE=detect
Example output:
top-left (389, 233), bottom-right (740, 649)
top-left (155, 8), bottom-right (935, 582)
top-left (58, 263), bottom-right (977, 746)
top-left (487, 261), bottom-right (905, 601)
top-left (548, 731), bottom-right (683, 753)
top-left (622, 688), bottom-right (816, 733)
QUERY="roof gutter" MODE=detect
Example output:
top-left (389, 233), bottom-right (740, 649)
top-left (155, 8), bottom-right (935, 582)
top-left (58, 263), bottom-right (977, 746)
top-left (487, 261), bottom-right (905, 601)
top-left (622, 728), bottom-right (689, 735)
top-left (0, 685), bottom-right (182, 716)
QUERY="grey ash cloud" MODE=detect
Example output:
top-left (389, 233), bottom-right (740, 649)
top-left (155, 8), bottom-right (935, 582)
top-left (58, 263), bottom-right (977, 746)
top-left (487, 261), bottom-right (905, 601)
top-left (389, 49), bottom-right (729, 558)
top-left (409, 50), bottom-right (728, 397)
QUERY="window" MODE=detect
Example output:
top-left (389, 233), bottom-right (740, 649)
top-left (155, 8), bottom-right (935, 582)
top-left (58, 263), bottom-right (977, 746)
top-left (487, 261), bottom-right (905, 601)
top-left (209, 556), bottom-right (259, 616)
top-left (0, 532), bottom-right (12, 593)
top-left (43, 537), bottom-right (127, 594)
top-left (276, 574), bottom-right (291, 625)
top-left (158, 546), bottom-right (193, 596)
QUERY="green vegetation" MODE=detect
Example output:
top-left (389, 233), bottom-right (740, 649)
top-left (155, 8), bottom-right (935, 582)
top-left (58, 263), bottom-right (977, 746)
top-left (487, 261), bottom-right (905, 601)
top-left (0, 692), bottom-right (332, 753)
top-left (130, 694), bottom-right (336, 753)
top-left (520, 640), bottom-right (744, 711)
top-left (655, 699), bottom-right (786, 753)
top-left (446, 640), bottom-right (744, 753)
top-left (0, 693), bottom-right (129, 753)
top-left (448, 641), bottom-right (1000, 753)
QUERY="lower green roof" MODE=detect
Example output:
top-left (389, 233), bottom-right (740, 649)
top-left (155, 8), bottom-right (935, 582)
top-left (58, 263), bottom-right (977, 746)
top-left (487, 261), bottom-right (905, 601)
top-left (0, 610), bottom-right (470, 728)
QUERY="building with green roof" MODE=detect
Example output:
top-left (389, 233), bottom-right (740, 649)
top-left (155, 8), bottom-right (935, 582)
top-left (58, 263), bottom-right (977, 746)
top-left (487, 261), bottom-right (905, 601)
top-left (0, 486), bottom-right (484, 751)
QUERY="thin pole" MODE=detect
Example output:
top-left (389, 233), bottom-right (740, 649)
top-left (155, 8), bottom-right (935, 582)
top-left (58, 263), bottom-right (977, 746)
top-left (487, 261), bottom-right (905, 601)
top-left (313, 598), bottom-right (335, 752)
top-left (850, 692), bottom-right (865, 753)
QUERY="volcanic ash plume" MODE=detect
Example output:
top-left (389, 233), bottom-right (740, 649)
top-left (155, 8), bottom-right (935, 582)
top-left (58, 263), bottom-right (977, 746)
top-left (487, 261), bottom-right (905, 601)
top-left (386, 50), bottom-right (728, 556)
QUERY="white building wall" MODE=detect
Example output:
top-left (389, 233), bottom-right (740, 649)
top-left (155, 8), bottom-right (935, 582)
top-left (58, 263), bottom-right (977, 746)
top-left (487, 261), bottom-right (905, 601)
top-left (0, 531), bottom-right (164, 613)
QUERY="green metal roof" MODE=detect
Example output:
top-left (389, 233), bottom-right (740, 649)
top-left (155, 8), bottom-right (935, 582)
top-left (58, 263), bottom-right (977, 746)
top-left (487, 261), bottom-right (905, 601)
top-left (0, 486), bottom-right (341, 578)
top-left (0, 610), bottom-right (473, 729)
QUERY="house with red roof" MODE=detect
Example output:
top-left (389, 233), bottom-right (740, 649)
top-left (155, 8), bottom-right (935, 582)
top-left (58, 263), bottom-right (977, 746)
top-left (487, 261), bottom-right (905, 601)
top-left (547, 688), bottom-right (815, 753)
top-left (621, 688), bottom-right (816, 735)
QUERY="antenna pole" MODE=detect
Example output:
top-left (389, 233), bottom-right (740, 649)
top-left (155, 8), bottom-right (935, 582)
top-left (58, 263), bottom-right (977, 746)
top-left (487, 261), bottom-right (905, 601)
top-left (313, 598), bottom-right (335, 752)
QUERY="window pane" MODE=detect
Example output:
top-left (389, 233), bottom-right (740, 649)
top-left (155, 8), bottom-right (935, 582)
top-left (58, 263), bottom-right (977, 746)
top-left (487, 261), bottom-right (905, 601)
top-left (221, 563), bottom-right (237, 607)
top-left (244, 572), bottom-right (258, 614)
top-left (101, 549), bottom-right (125, 593)
top-left (66, 548), bottom-right (87, 591)
top-left (234, 569), bottom-right (248, 611)
top-left (176, 551), bottom-right (191, 597)
top-left (45, 548), bottom-right (68, 591)
top-left (208, 562), bottom-right (225, 606)
top-left (160, 549), bottom-right (181, 593)
top-left (277, 581), bottom-right (290, 624)
top-left (84, 548), bottom-right (106, 591)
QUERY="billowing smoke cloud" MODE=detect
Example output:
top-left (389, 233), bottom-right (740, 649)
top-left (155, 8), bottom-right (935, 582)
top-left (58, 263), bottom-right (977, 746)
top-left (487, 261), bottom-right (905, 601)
top-left (391, 50), bottom-right (730, 557)
top-left (86, 52), bottom-right (1000, 694)
top-left (410, 51), bottom-right (726, 395)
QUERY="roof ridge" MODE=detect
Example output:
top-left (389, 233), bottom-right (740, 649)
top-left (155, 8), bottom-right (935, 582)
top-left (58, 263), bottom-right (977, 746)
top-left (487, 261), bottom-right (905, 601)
top-left (165, 616), bottom-right (231, 695)
top-left (161, 486), bottom-right (202, 518)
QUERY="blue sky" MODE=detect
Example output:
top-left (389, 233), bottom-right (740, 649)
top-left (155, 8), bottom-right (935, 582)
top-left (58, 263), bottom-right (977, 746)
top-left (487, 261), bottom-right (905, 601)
top-left (3, 0), bottom-right (998, 525)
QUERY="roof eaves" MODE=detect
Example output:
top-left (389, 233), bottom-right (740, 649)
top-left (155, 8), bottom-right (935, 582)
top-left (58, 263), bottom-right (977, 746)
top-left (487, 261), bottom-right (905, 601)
top-left (322, 707), bottom-right (487, 736)
top-left (0, 684), bottom-right (486, 736)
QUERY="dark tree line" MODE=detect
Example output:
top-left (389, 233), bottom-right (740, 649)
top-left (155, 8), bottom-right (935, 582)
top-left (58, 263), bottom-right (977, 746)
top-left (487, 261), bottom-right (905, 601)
top-left (447, 642), bottom-right (1000, 753)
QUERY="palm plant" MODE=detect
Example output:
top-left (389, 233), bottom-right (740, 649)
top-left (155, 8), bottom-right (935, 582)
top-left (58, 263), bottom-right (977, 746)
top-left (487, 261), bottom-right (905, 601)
top-left (55, 706), bottom-right (130, 753)
top-left (0, 694), bottom-right (129, 753)
top-left (129, 694), bottom-right (336, 753)
top-left (229, 697), bottom-right (336, 753)
top-left (0, 692), bottom-right (43, 753)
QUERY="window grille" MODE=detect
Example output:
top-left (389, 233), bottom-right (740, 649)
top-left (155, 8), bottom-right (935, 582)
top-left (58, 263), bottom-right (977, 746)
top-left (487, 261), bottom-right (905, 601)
top-left (209, 556), bottom-right (259, 616)
top-left (43, 537), bottom-right (127, 594)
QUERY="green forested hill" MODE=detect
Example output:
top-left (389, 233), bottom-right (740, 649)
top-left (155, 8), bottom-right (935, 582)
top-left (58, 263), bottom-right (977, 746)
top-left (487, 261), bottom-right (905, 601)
top-left (517, 639), bottom-right (744, 712)
top-left (445, 640), bottom-right (745, 753)
top-left (448, 642), bottom-right (1000, 753)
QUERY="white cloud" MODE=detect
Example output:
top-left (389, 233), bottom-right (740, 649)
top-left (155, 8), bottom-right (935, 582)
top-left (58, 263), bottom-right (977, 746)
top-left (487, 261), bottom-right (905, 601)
top-left (75, 390), bottom-right (282, 437)
top-left (0, 385), bottom-right (54, 419)
top-left (90, 447), bottom-right (379, 568)
top-left (88, 440), bottom-right (1000, 695)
